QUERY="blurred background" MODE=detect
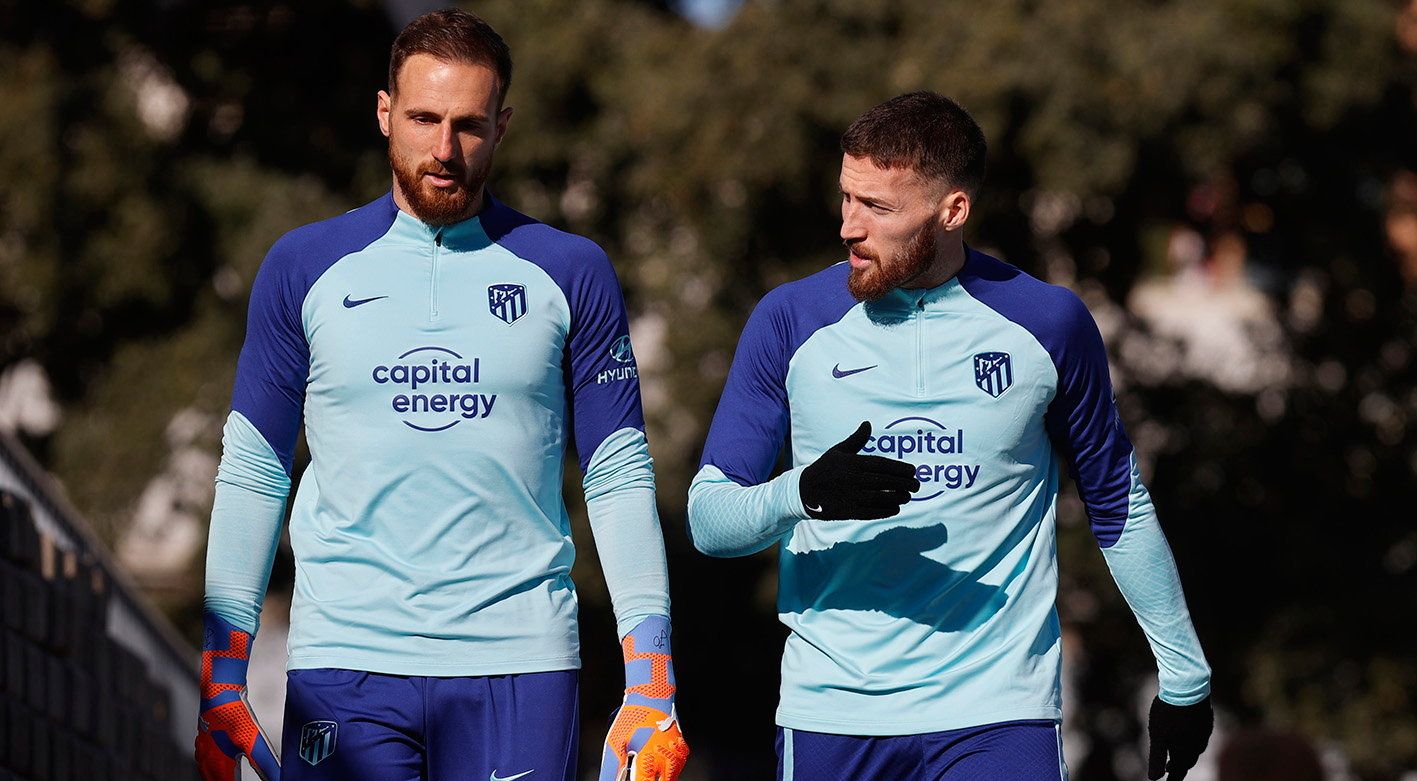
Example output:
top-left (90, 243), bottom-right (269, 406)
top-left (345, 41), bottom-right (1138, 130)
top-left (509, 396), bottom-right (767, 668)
top-left (1, 0), bottom-right (1415, 779)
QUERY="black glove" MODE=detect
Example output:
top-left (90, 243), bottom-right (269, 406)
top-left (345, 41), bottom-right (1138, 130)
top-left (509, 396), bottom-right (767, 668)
top-left (1147, 695), bottom-right (1213, 780)
top-left (799, 421), bottom-right (920, 520)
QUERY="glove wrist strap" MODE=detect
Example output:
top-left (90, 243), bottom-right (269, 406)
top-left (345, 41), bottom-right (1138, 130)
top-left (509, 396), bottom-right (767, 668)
top-left (623, 615), bottom-right (675, 709)
top-left (201, 610), bottom-right (254, 699)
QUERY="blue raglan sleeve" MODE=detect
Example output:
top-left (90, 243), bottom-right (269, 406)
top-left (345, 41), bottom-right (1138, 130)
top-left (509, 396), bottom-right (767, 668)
top-left (563, 246), bottom-right (671, 640)
top-left (203, 238), bottom-right (307, 635)
top-left (687, 291), bottom-right (808, 558)
top-left (1044, 294), bottom-right (1211, 705)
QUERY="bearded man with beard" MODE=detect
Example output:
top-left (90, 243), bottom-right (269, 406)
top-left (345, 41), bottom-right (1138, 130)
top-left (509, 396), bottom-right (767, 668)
top-left (194, 9), bottom-right (688, 781)
top-left (688, 92), bottom-right (1214, 780)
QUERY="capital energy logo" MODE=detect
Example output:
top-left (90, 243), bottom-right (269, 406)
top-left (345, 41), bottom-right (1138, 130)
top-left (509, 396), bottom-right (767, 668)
top-left (862, 416), bottom-right (980, 501)
top-left (371, 346), bottom-right (496, 431)
top-left (597, 334), bottom-right (638, 385)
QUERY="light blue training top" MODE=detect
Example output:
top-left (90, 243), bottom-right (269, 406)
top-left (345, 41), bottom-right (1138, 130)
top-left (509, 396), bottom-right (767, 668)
top-left (688, 250), bottom-right (1210, 735)
top-left (204, 192), bottom-right (670, 676)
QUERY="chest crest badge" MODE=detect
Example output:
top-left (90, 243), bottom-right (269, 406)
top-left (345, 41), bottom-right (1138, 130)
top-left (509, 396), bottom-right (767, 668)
top-left (974, 351), bottom-right (1013, 397)
top-left (488, 283), bottom-right (527, 325)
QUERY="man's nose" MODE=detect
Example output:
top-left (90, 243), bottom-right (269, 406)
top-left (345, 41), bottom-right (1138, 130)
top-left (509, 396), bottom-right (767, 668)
top-left (841, 204), bottom-right (867, 244)
top-left (434, 122), bottom-right (457, 162)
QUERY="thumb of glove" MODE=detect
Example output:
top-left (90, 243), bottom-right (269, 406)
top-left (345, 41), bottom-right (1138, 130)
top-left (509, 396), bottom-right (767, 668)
top-left (829, 421), bottom-right (872, 455)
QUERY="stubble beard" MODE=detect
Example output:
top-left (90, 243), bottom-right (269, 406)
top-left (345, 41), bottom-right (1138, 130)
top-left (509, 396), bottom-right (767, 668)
top-left (389, 143), bottom-right (493, 226)
top-left (846, 222), bottom-right (939, 302)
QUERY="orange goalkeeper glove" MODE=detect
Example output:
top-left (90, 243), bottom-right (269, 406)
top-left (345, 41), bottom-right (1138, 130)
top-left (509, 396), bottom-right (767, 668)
top-left (597, 616), bottom-right (689, 781)
top-left (195, 611), bottom-right (281, 781)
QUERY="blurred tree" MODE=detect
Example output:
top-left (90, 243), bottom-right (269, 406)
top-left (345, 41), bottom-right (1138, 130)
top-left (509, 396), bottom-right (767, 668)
top-left (1, 1), bottom-right (221, 537)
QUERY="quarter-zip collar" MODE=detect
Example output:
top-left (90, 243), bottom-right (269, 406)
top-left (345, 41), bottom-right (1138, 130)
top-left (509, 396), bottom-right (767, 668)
top-left (865, 245), bottom-right (982, 320)
top-left (384, 190), bottom-right (504, 253)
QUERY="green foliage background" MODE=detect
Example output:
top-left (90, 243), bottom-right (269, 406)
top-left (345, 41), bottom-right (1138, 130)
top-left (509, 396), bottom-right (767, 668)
top-left (2, 0), bottom-right (1415, 777)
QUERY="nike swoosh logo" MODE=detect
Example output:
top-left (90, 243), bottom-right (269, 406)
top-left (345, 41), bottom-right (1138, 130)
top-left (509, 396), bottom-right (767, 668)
top-left (805, 503), bottom-right (823, 513)
top-left (831, 363), bottom-right (877, 379)
top-left (343, 294), bottom-right (388, 308)
top-left (490, 772), bottom-right (534, 781)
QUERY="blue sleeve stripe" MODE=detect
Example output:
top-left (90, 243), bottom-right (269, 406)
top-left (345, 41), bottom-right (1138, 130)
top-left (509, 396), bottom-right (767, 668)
top-left (699, 264), bottom-right (858, 486)
top-left (956, 248), bottom-right (1132, 546)
top-left (230, 194), bottom-right (398, 475)
top-left (481, 194), bottom-right (645, 472)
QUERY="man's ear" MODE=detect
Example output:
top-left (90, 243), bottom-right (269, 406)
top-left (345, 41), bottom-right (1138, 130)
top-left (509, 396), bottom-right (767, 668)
top-left (939, 189), bottom-right (971, 233)
top-left (377, 90), bottom-right (393, 138)
top-left (493, 105), bottom-right (514, 147)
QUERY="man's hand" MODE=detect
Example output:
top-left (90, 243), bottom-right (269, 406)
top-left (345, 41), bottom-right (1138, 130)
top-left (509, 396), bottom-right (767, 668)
top-left (196, 611), bottom-right (281, 781)
top-left (598, 616), bottom-right (689, 781)
top-left (1147, 695), bottom-right (1213, 780)
top-left (799, 421), bottom-right (920, 520)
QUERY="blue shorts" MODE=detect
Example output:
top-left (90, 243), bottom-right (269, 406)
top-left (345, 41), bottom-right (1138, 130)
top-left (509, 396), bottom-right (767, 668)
top-left (281, 668), bottom-right (578, 781)
top-left (776, 720), bottom-right (1067, 781)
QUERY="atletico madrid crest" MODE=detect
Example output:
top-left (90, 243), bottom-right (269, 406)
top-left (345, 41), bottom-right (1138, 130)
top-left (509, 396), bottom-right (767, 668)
top-left (298, 720), bottom-right (338, 766)
top-left (488, 283), bottom-right (527, 325)
top-left (974, 352), bottom-right (1013, 397)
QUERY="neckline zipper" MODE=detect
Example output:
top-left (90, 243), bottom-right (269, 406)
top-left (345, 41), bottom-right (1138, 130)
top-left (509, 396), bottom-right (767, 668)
top-left (430, 229), bottom-right (443, 321)
top-left (914, 299), bottom-right (926, 397)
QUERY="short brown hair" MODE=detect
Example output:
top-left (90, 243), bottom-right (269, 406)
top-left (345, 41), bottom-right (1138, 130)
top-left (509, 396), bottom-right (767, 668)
top-left (841, 91), bottom-right (987, 196)
top-left (389, 8), bottom-right (513, 105)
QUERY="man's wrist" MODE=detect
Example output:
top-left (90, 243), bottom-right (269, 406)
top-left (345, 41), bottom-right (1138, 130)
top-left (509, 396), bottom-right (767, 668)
top-left (1157, 684), bottom-right (1211, 707)
top-left (623, 615), bottom-right (676, 705)
top-left (201, 611), bottom-right (254, 693)
top-left (623, 615), bottom-right (672, 658)
top-left (777, 465), bottom-right (810, 523)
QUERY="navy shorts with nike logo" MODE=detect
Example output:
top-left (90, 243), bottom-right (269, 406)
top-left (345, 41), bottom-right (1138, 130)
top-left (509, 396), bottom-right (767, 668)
top-left (776, 720), bottom-right (1067, 781)
top-left (282, 668), bottom-right (578, 781)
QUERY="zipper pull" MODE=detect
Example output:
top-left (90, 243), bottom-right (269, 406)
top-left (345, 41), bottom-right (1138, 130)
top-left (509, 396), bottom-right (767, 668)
top-left (435, 229), bottom-right (443, 247)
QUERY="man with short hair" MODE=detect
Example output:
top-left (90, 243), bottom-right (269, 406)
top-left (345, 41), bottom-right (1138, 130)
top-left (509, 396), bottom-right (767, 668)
top-left (688, 92), bottom-right (1213, 780)
top-left (195, 9), bottom-right (688, 781)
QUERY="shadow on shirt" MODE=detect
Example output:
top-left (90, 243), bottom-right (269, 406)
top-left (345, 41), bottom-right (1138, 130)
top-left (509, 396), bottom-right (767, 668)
top-left (777, 524), bottom-right (1009, 632)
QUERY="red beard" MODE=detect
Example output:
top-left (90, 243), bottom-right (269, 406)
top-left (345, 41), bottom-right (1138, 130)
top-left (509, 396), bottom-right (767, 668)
top-left (846, 222), bottom-right (938, 301)
top-left (388, 144), bottom-right (491, 225)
